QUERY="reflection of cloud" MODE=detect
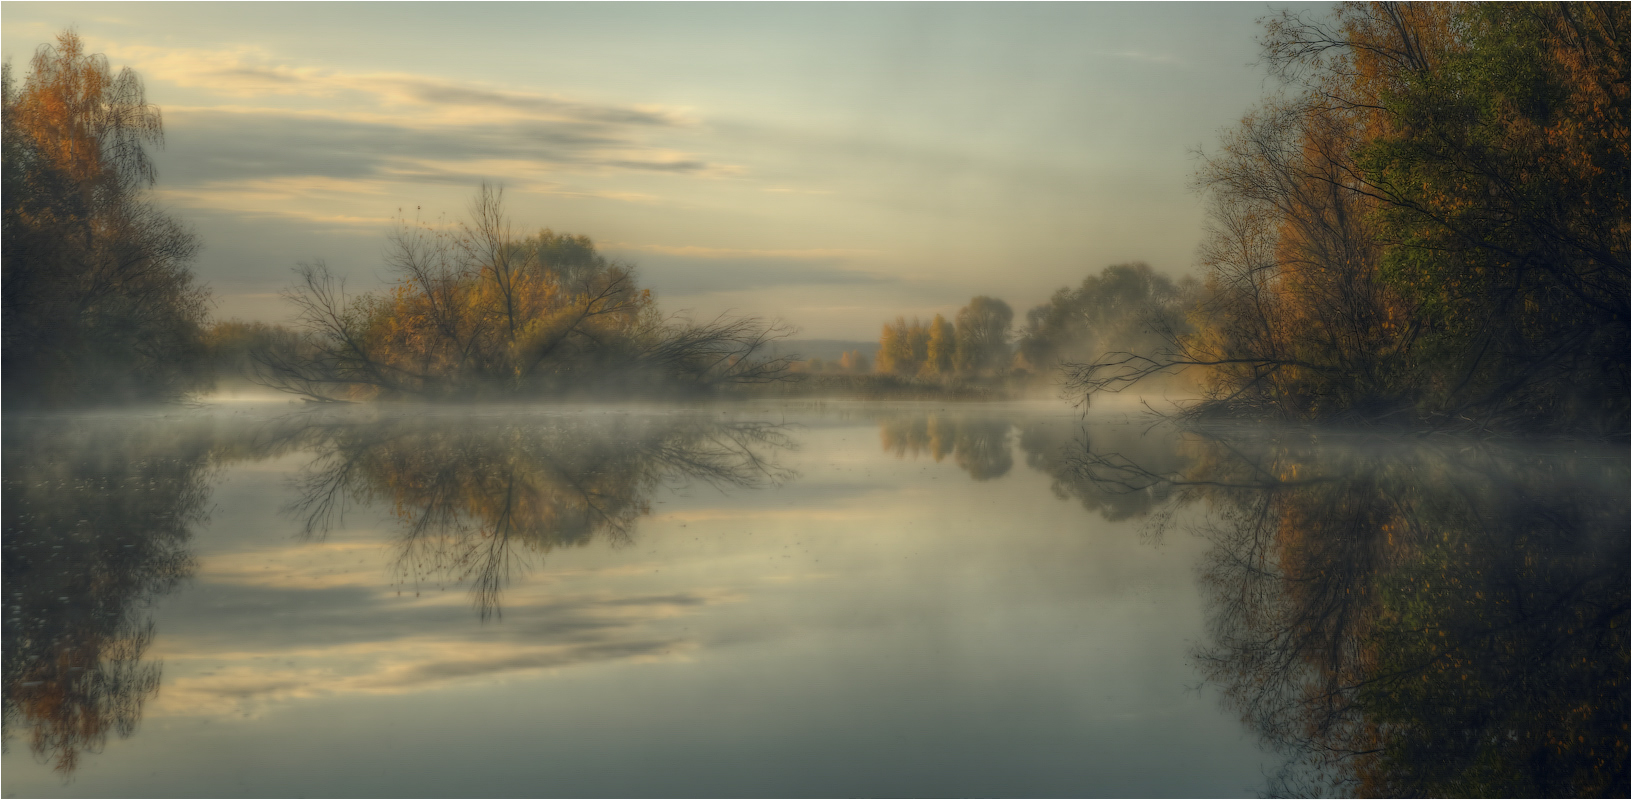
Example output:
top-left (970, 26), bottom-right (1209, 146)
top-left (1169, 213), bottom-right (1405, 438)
top-left (149, 585), bottom-right (738, 717)
top-left (154, 638), bottom-right (696, 715)
top-left (197, 542), bottom-right (384, 590)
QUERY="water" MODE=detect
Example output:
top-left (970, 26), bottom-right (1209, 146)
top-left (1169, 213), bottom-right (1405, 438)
top-left (3, 402), bottom-right (1624, 797)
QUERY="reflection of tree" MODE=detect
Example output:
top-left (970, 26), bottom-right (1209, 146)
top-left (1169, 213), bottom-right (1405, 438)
top-left (876, 411), bottom-right (1194, 517)
top-left (1017, 419), bottom-right (1188, 521)
top-left (273, 412), bottom-right (794, 618)
top-left (1091, 430), bottom-right (1629, 796)
top-left (1, 419), bottom-right (212, 774)
top-left (878, 413), bottom-right (1012, 480)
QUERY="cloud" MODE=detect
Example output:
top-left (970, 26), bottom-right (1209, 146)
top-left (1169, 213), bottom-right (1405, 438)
top-left (107, 44), bottom-right (694, 129)
top-left (84, 43), bottom-right (745, 226)
top-left (144, 105), bottom-right (738, 229)
top-left (158, 106), bottom-right (734, 184)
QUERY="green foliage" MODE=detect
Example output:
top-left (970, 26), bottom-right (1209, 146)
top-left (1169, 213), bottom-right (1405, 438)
top-left (1358, 2), bottom-right (1629, 430)
top-left (1079, 3), bottom-right (1627, 435)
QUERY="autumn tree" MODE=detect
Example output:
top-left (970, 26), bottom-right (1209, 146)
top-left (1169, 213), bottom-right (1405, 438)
top-left (1067, 2), bottom-right (1629, 435)
top-left (921, 314), bottom-right (955, 378)
top-left (837, 349), bottom-right (870, 374)
top-left (2, 31), bottom-right (210, 405)
top-left (874, 316), bottom-right (929, 377)
top-left (255, 185), bottom-right (793, 401)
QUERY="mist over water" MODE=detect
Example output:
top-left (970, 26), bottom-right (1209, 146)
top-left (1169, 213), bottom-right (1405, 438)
top-left (5, 399), bottom-right (1620, 797)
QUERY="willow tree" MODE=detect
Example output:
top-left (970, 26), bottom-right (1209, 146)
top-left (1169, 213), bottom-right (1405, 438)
top-left (2, 31), bottom-right (209, 405)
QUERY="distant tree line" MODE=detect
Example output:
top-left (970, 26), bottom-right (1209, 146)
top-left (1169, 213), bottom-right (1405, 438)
top-left (863, 263), bottom-right (1196, 388)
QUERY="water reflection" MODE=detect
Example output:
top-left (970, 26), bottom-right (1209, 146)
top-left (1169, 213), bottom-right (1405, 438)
top-left (875, 410), bottom-right (1187, 522)
top-left (1017, 418), bottom-right (1185, 522)
top-left (1080, 428), bottom-right (1630, 796)
top-left (878, 412), bottom-right (1014, 479)
top-left (2, 418), bottom-right (213, 774)
top-left (265, 411), bottom-right (796, 618)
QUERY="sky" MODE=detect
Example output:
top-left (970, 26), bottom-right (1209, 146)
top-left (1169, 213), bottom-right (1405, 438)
top-left (2, 2), bottom-right (1309, 340)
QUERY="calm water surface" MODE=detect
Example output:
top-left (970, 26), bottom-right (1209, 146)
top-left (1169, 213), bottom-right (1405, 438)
top-left (3, 401), bottom-right (1624, 797)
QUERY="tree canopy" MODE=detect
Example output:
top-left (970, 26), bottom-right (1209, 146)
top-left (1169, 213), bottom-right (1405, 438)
top-left (1016, 262), bottom-right (1194, 375)
top-left (2, 31), bottom-right (210, 406)
top-left (1067, 2), bottom-right (1629, 435)
top-left (254, 185), bottom-right (793, 401)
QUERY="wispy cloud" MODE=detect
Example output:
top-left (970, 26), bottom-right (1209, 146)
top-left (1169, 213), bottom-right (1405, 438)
top-left (107, 44), bottom-right (694, 128)
top-left (76, 42), bottom-right (748, 229)
top-left (148, 585), bottom-right (742, 717)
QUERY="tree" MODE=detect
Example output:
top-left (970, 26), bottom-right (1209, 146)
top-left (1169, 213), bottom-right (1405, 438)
top-left (2, 30), bottom-right (210, 406)
top-left (255, 185), bottom-right (793, 401)
top-left (838, 349), bottom-right (870, 374)
top-left (874, 316), bottom-right (929, 377)
top-left (1067, 2), bottom-right (1628, 435)
top-left (953, 296), bottom-right (1013, 375)
top-left (1015, 263), bottom-right (1194, 376)
top-left (921, 314), bottom-right (955, 378)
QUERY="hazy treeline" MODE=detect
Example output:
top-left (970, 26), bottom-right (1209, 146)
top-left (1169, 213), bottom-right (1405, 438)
top-left (2, 32), bottom-right (210, 407)
top-left (853, 263), bottom-right (1196, 394)
top-left (1069, 2), bottom-right (1629, 436)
